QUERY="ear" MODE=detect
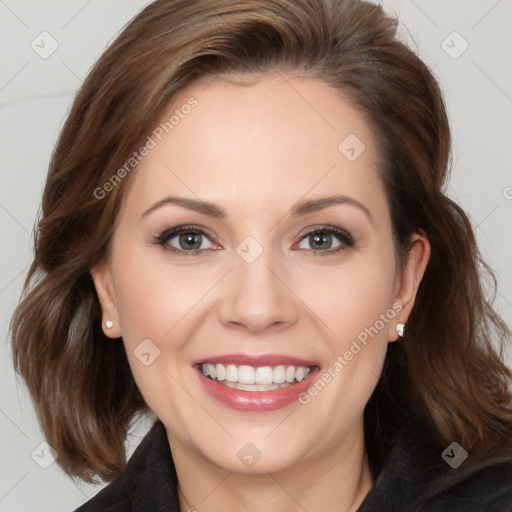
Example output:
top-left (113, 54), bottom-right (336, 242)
top-left (388, 233), bottom-right (430, 342)
top-left (90, 261), bottom-right (122, 338)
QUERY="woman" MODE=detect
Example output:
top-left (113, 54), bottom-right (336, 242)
top-left (10, 0), bottom-right (512, 510)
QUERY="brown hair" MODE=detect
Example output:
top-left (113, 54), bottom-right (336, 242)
top-left (10, 0), bottom-right (512, 483)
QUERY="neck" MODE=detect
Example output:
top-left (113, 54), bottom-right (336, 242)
top-left (172, 419), bottom-right (374, 512)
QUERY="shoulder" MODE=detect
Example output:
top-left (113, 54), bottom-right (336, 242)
top-left (74, 476), bottom-right (132, 512)
top-left (73, 420), bottom-right (179, 512)
top-left (420, 456), bottom-right (512, 511)
top-left (359, 422), bottom-right (512, 512)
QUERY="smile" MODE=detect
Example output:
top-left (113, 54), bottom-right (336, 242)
top-left (194, 355), bottom-right (320, 412)
top-left (201, 363), bottom-right (312, 391)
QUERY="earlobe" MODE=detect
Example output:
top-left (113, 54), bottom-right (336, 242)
top-left (89, 262), bottom-right (122, 338)
top-left (388, 234), bottom-right (430, 342)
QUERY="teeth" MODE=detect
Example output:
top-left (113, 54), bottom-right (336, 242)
top-left (255, 366), bottom-right (273, 384)
top-left (296, 367), bottom-right (307, 382)
top-left (201, 363), bottom-right (312, 388)
top-left (238, 365), bottom-right (255, 384)
top-left (207, 364), bottom-right (216, 379)
top-left (223, 381), bottom-right (291, 391)
top-left (216, 363), bottom-right (226, 381)
top-left (273, 365), bottom-right (286, 383)
top-left (226, 364), bottom-right (238, 382)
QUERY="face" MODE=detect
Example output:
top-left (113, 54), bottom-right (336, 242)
top-left (91, 74), bottom-right (428, 476)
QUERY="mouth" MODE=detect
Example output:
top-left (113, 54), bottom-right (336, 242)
top-left (197, 362), bottom-right (314, 391)
top-left (193, 356), bottom-right (320, 412)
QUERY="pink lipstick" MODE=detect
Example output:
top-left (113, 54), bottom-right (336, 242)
top-left (193, 353), bottom-right (320, 412)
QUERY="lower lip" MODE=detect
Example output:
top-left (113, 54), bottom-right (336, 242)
top-left (196, 366), bottom-right (320, 412)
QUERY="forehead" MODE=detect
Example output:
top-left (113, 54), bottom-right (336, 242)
top-left (123, 74), bottom-right (387, 220)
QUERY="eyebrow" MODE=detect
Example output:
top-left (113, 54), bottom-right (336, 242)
top-left (141, 194), bottom-right (373, 223)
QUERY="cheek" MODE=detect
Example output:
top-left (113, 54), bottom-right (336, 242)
top-left (112, 247), bottom-right (208, 343)
top-left (110, 251), bottom-right (204, 412)
top-left (307, 250), bottom-right (397, 345)
top-left (297, 253), bottom-right (396, 422)
top-left (304, 248), bottom-right (396, 404)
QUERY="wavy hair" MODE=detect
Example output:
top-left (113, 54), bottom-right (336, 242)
top-left (10, 0), bottom-right (512, 483)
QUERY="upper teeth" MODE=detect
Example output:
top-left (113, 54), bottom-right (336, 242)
top-left (201, 363), bottom-right (311, 385)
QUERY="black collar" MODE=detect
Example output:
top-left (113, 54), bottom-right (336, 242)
top-left (77, 419), bottom-right (512, 511)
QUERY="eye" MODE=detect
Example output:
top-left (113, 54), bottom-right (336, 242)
top-left (154, 225), bottom-right (217, 256)
top-left (153, 224), bottom-right (355, 257)
top-left (296, 226), bottom-right (354, 256)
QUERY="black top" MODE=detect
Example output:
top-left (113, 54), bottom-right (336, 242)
top-left (75, 420), bottom-right (512, 512)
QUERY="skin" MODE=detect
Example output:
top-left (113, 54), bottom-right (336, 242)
top-left (91, 73), bottom-right (430, 512)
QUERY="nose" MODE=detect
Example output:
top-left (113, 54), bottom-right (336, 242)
top-left (218, 246), bottom-right (299, 334)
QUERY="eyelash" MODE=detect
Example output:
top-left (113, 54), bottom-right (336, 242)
top-left (153, 224), bottom-right (355, 258)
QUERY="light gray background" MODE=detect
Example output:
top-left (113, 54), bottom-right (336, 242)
top-left (1, 1), bottom-right (511, 510)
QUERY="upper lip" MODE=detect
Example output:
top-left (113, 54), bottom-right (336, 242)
top-left (193, 353), bottom-right (319, 367)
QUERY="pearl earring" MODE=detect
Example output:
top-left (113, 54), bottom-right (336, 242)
top-left (105, 320), bottom-right (113, 329)
top-left (396, 323), bottom-right (405, 337)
